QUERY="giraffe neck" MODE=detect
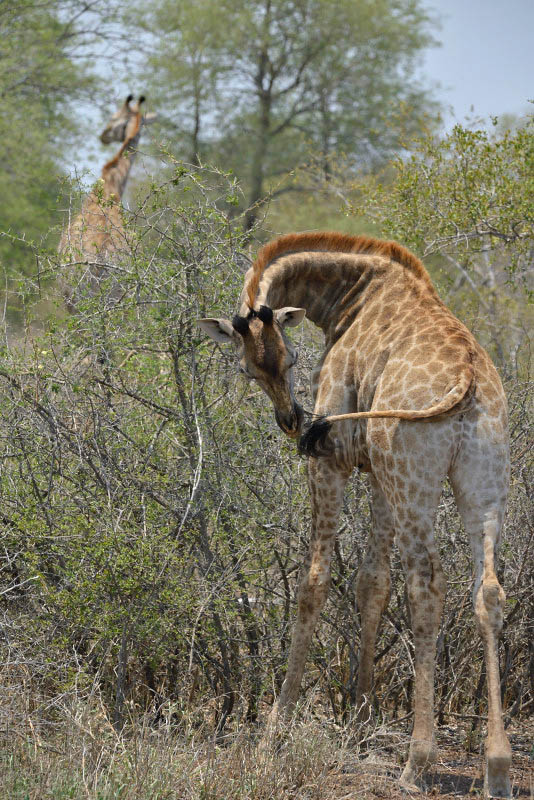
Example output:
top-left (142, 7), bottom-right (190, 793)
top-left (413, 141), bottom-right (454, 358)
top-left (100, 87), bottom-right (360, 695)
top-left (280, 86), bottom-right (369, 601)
top-left (242, 251), bottom-right (439, 339)
top-left (101, 130), bottom-right (141, 201)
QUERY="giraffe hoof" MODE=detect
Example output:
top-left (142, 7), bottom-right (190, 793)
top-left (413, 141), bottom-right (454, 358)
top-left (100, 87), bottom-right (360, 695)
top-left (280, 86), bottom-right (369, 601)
top-left (484, 753), bottom-right (511, 798)
top-left (399, 768), bottom-right (424, 794)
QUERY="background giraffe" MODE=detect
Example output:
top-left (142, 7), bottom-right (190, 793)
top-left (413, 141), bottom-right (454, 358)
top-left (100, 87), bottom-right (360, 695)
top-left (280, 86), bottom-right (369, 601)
top-left (198, 232), bottom-right (512, 799)
top-left (58, 94), bottom-right (157, 308)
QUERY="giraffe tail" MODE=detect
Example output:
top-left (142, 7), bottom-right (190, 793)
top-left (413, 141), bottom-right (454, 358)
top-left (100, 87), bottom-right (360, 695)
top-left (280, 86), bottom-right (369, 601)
top-left (298, 418), bottom-right (333, 458)
top-left (299, 367), bottom-right (475, 458)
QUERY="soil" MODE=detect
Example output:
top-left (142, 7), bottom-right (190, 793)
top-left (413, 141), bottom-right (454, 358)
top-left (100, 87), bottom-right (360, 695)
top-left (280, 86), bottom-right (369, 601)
top-left (327, 722), bottom-right (533, 799)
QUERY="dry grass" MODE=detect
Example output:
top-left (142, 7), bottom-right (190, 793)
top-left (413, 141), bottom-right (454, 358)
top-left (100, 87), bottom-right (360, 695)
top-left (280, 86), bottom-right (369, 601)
top-left (1, 685), bottom-right (533, 800)
top-left (1, 709), bottom-right (370, 800)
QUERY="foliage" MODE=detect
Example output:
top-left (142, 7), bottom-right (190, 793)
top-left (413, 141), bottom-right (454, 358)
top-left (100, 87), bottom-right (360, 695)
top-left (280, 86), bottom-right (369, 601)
top-left (0, 0), bottom-right (119, 285)
top-left (136, 0), bottom-right (440, 228)
top-left (357, 118), bottom-right (534, 277)
top-left (349, 118), bottom-right (534, 372)
top-left (2, 164), bottom-right (306, 733)
top-left (1, 165), bottom-right (533, 759)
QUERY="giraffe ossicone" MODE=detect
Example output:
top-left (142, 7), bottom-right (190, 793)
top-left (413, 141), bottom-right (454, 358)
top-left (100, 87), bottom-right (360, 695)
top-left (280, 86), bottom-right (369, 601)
top-left (198, 231), bottom-right (512, 798)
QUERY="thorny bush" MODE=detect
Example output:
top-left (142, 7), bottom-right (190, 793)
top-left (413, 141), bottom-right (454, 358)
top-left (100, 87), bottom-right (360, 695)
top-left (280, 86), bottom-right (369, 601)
top-left (0, 164), bottom-right (532, 748)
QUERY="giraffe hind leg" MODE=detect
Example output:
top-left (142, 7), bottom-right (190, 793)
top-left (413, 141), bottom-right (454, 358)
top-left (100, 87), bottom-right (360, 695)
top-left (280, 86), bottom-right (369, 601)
top-left (371, 471), bottom-right (446, 791)
top-left (397, 526), bottom-right (446, 791)
top-left (450, 463), bottom-right (511, 798)
top-left (465, 509), bottom-right (511, 799)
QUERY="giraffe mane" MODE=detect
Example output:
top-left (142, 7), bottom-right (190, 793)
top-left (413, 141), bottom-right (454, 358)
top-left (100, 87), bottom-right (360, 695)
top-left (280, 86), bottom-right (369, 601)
top-left (245, 232), bottom-right (432, 309)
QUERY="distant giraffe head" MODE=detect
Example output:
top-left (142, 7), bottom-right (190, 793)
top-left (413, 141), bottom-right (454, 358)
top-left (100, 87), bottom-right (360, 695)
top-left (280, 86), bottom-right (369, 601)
top-left (198, 305), bottom-right (306, 437)
top-left (100, 95), bottom-right (157, 146)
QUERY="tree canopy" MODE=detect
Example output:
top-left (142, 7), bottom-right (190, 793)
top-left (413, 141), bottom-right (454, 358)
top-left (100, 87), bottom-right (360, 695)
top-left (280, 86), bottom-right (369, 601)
top-left (0, 0), bottom-right (118, 283)
top-left (138, 0), bottom-right (440, 227)
top-left (353, 118), bottom-right (534, 370)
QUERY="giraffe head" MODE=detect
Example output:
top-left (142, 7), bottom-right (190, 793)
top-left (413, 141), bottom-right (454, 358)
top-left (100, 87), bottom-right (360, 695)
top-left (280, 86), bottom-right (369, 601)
top-left (100, 95), bottom-right (157, 145)
top-left (198, 305), bottom-right (306, 437)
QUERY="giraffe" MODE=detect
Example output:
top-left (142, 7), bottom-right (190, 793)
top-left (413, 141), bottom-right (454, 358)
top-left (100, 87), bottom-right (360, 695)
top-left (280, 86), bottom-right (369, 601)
top-left (58, 94), bottom-right (157, 308)
top-left (198, 232), bottom-right (512, 798)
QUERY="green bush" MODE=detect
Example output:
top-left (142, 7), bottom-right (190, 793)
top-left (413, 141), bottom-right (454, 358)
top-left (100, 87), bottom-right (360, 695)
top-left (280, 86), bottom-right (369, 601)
top-left (1, 160), bottom-right (532, 748)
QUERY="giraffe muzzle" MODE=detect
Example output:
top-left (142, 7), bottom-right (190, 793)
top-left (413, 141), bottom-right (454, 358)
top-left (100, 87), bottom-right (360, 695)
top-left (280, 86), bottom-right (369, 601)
top-left (275, 403), bottom-right (303, 438)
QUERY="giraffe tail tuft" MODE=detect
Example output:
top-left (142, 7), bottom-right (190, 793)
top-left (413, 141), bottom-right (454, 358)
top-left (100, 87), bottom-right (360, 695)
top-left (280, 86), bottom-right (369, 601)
top-left (298, 418), bottom-right (333, 458)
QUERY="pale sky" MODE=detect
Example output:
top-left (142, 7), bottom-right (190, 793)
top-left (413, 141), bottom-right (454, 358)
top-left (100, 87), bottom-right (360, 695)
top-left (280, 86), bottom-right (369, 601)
top-left (421, 0), bottom-right (534, 124)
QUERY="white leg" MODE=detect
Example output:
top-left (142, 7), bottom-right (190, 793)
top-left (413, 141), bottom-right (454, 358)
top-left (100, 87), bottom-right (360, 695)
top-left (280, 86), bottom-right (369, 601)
top-left (451, 456), bottom-right (511, 798)
top-left (457, 505), bottom-right (511, 797)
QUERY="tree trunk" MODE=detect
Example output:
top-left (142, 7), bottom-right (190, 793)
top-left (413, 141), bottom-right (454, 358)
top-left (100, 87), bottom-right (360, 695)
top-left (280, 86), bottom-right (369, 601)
top-left (245, 93), bottom-right (270, 232)
top-left (190, 85), bottom-right (201, 166)
top-left (245, 2), bottom-right (272, 232)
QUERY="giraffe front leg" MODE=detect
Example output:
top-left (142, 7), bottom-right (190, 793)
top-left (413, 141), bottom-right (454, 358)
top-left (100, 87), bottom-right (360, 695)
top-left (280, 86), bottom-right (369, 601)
top-left (354, 476), bottom-right (395, 718)
top-left (267, 458), bottom-right (348, 733)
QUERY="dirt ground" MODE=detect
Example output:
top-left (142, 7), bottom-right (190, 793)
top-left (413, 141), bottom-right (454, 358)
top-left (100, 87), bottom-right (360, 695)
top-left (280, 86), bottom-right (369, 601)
top-left (327, 722), bottom-right (533, 799)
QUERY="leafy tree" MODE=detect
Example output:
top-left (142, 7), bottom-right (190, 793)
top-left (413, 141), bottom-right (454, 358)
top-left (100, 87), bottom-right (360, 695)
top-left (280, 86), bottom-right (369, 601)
top-left (137, 0), bottom-right (439, 228)
top-left (135, 0), bottom-right (226, 166)
top-left (353, 117), bottom-right (534, 370)
top-left (0, 1), bottom-right (117, 285)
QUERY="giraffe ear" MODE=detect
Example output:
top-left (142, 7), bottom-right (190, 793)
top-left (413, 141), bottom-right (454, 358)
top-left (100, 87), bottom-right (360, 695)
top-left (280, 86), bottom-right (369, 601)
top-left (143, 112), bottom-right (158, 125)
top-left (197, 318), bottom-right (237, 344)
top-left (274, 307), bottom-right (306, 328)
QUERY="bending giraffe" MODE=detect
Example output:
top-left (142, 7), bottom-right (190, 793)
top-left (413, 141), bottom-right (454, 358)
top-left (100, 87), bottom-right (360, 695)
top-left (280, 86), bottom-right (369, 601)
top-left (198, 232), bottom-right (512, 798)
top-left (58, 94), bottom-right (157, 308)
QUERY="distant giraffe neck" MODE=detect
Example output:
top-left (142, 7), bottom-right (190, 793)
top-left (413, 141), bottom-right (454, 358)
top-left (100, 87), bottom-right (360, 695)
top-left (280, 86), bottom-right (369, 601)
top-left (241, 250), bottom-right (439, 338)
top-left (101, 129), bottom-right (141, 200)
